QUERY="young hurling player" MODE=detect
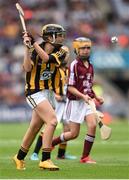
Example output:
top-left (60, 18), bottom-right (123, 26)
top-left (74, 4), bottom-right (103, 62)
top-left (13, 24), bottom-right (69, 170)
top-left (30, 61), bottom-right (77, 160)
top-left (51, 37), bottom-right (104, 163)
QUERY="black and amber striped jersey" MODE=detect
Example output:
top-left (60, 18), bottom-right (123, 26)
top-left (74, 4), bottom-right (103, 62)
top-left (54, 67), bottom-right (68, 96)
top-left (25, 43), bottom-right (68, 96)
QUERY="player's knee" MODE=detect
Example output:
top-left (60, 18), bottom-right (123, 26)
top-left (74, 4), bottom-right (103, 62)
top-left (45, 112), bottom-right (58, 127)
top-left (88, 122), bottom-right (97, 131)
top-left (49, 116), bottom-right (58, 127)
top-left (71, 131), bottom-right (79, 139)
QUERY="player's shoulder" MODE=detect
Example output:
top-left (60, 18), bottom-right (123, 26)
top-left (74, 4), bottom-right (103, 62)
top-left (70, 59), bottom-right (78, 66)
top-left (69, 59), bottom-right (78, 71)
top-left (70, 59), bottom-right (78, 67)
top-left (60, 45), bottom-right (69, 52)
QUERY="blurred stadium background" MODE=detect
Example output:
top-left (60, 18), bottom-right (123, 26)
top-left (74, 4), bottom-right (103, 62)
top-left (0, 0), bottom-right (129, 179)
top-left (0, 0), bottom-right (129, 122)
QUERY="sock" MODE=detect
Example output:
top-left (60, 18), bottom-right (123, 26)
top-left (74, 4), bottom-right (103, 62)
top-left (42, 148), bottom-right (51, 161)
top-left (57, 142), bottom-right (67, 158)
top-left (33, 135), bottom-right (42, 154)
top-left (81, 134), bottom-right (95, 159)
top-left (17, 146), bottom-right (28, 160)
top-left (52, 133), bottom-right (65, 147)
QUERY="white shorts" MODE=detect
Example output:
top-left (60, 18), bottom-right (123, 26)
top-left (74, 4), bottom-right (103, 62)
top-left (55, 100), bottom-right (67, 123)
top-left (64, 99), bottom-right (94, 124)
top-left (26, 90), bottom-right (56, 109)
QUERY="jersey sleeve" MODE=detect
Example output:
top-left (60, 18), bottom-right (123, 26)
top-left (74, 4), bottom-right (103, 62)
top-left (68, 63), bottom-right (77, 86)
top-left (49, 48), bottom-right (67, 66)
top-left (30, 48), bottom-right (37, 66)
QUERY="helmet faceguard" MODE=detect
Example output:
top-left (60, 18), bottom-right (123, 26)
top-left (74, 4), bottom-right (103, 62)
top-left (41, 24), bottom-right (66, 45)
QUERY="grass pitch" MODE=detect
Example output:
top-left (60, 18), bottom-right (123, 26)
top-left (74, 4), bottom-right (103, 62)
top-left (0, 119), bottom-right (129, 179)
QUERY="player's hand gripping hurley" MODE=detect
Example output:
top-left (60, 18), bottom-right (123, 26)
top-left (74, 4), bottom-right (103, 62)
top-left (89, 100), bottom-right (112, 140)
top-left (16, 3), bottom-right (31, 48)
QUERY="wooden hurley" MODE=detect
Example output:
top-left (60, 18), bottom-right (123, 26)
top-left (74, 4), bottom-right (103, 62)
top-left (89, 100), bottom-right (112, 140)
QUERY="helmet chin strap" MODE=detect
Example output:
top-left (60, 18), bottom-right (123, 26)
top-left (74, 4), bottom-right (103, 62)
top-left (42, 33), bottom-right (63, 48)
top-left (51, 34), bottom-right (56, 44)
top-left (51, 34), bottom-right (63, 48)
top-left (78, 55), bottom-right (90, 61)
top-left (42, 34), bottom-right (56, 44)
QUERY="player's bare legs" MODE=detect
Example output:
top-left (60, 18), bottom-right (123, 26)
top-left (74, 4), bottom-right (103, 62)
top-left (56, 122), bottom-right (78, 159)
top-left (52, 122), bottom-right (80, 146)
top-left (34, 100), bottom-right (59, 170)
top-left (64, 122), bottom-right (80, 140)
top-left (14, 100), bottom-right (59, 170)
top-left (85, 113), bottom-right (97, 136)
top-left (35, 100), bottom-right (57, 149)
top-left (13, 111), bottom-right (43, 170)
top-left (80, 113), bottom-right (97, 164)
top-left (21, 111), bottom-right (43, 150)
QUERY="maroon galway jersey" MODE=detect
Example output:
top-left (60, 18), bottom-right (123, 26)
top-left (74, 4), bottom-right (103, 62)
top-left (67, 58), bottom-right (95, 100)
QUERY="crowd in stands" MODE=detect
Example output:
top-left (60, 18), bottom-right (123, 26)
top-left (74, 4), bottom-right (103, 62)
top-left (0, 0), bottom-right (129, 117)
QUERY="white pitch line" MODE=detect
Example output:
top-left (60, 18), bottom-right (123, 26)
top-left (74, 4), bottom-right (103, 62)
top-left (1, 179), bottom-right (128, 180)
top-left (0, 139), bottom-right (129, 146)
top-left (0, 156), bottom-right (128, 167)
top-left (69, 140), bottom-right (129, 145)
top-left (96, 163), bottom-right (129, 167)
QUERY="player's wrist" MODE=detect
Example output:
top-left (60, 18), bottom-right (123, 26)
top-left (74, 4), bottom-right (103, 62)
top-left (25, 32), bottom-right (35, 45)
top-left (81, 94), bottom-right (86, 100)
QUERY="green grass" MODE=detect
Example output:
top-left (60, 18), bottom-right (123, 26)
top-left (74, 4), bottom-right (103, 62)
top-left (0, 119), bottom-right (129, 179)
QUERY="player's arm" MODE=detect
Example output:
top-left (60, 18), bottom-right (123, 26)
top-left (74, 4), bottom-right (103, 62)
top-left (25, 33), bottom-right (69, 64)
top-left (93, 92), bottom-right (104, 105)
top-left (23, 32), bottom-right (49, 63)
top-left (23, 46), bottom-right (33, 72)
top-left (90, 86), bottom-right (104, 105)
top-left (33, 45), bottom-right (68, 65)
top-left (68, 64), bottom-right (91, 103)
top-left (55, 93), bottom-right (66, 102)
top-left (55, 94), bottom-right (63, 102)
top-left (22, 33), bottom-right (34, 72)
top-left (68, 86), bottom-right (91, 103)
top-left (33, 42), bottom-right (49, 62)
top-left (90, 65), bottom-right (104, 105)
top-left (49, 46), bottom-right (69, 66)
